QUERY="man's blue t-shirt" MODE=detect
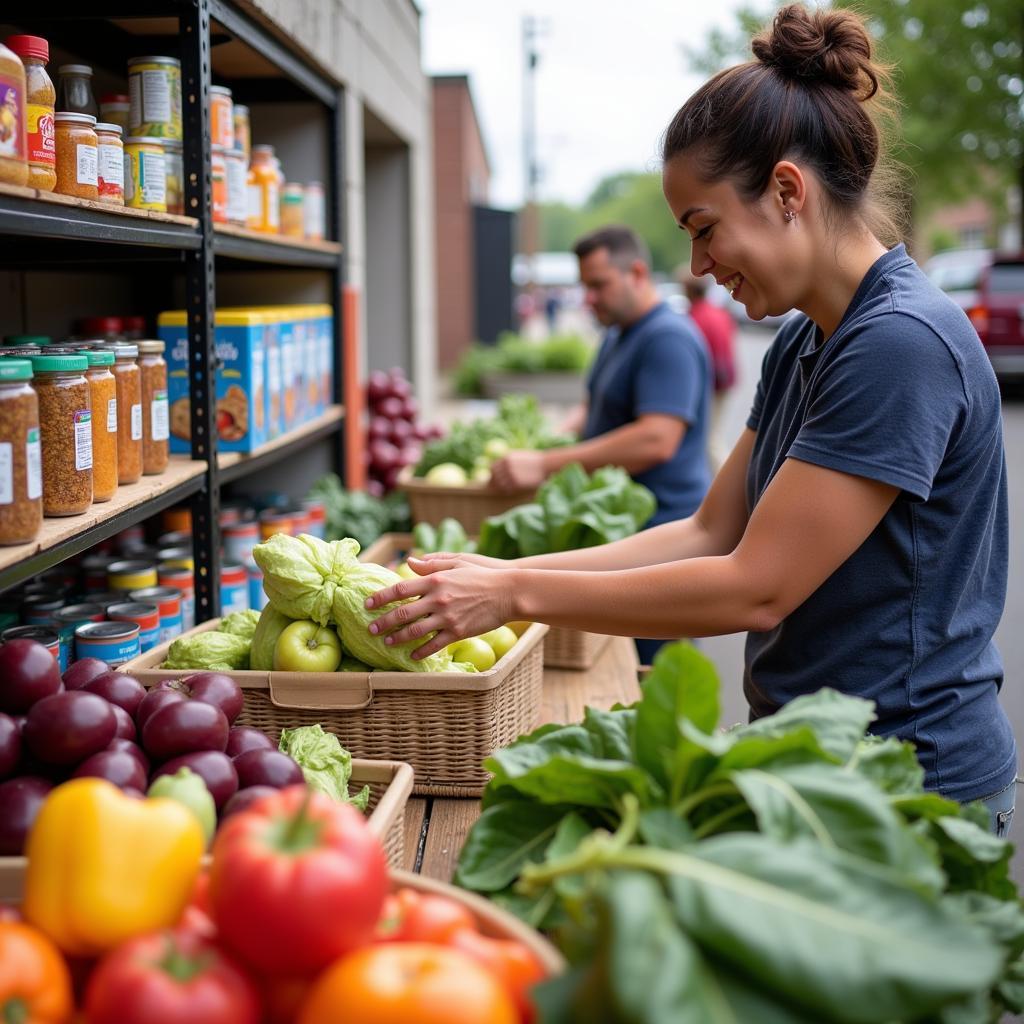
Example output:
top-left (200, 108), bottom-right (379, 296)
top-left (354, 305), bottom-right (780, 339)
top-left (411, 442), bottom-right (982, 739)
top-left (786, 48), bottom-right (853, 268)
top-left (745, 244), bottom-right (1016, 802)
top-left (583, 303), bottom-right (711, 526)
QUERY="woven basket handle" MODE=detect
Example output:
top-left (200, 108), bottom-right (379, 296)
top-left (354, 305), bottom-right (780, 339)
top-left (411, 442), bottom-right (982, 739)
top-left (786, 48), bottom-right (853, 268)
top-left (267, 674), bottom-right (373, 710)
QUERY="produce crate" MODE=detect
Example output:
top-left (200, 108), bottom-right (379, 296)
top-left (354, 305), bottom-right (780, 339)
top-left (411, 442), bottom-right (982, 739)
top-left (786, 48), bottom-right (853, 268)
top-left (121, 619), bottom-right (548, 797)
top-left (362, 534), bottom-right (612, 670)
top-left (399, 471), bottom-right (535, 535)
top-left (0, 862), bottom-right (565, 974)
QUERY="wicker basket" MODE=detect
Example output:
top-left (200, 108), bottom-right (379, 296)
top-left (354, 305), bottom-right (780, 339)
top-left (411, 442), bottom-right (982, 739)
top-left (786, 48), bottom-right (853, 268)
top-left (362, 534), bottom-right (611, 670)
top-left (121, 620), bottom-right (548, 797)
top-left (400, 471), bottom-right (534, 535)
top-left (0, 862), bottom-right (564, 974)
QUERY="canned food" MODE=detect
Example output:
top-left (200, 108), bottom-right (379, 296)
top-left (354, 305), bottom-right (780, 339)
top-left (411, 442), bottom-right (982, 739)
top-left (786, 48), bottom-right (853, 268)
top-left (223, 519), bottom-right (259, 567)
top-left (158, 530), bottom-right (191, 549)
top-left (225, 148), bottom-right (247, 226)
top-left (84, 590), bottom-right (125, 611)
top-left (247, 558), bottom-right (268, 611)
top-left (108, 559), bottom-right (158, 592)
top-left (21, 594), bottom-right (65, 626)
top-left (124, 137), bottom-right (167, 211)
top-left (128, 585), bottom-right (182, 643)
top-left (210, 85), bottom-right (234, 148)
top-left (220, 500), bottom-right (255, 527)
top-left (220, 563), bottom-right (248, 615)
top-left (162, 506), bottom-right (191, 534)
top-left (127, 56), bottom-right (182, 140)
top-left (158, 138), bottom-right (183, 215)
top-left (157, 546), bottom-right (193, 568)
top-left (108, 600), bottom-right (159, 652)
top-left (302, 498), bottom-right (327, 540)
top-left (81, 552), bottom-right (118, 592)
top-left (211, 144), bottom-right (228, 223)
top-left (158, 563), bottom-right (195, 629)
top-left (232, 104), bottom-right (250, 161)
top-left (115, 524), bottom-right (145, 549)
top-left (259, 508), bottom-right (300, 540)
top-left (75, 620), bottom-right (140, 667)
top-left (1, 624), bottom-right (59, 662)
top-left (53, 603), bottom-right (106, 672)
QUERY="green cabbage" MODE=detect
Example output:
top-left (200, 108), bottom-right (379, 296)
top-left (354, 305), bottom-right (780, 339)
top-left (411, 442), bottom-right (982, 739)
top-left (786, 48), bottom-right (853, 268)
top-left (163, 630), bottom-right (251, 671)
top-left (252, 533), bottom-right (360, 626)
top-left (249, 606), bottom-right (294, 671)
top-left (278, 724), bottom-right (369, 810)
top-left (219, 608), bottom-right (261, 640)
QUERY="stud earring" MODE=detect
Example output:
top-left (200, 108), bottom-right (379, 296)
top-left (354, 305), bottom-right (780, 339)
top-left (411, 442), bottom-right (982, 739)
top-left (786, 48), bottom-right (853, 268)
top-left (783, 209), bottom-right (796, 223)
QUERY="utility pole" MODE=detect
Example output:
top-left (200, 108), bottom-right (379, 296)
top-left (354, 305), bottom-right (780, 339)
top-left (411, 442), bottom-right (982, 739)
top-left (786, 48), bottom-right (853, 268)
top-left (521, 14), bottom-right (541, 290)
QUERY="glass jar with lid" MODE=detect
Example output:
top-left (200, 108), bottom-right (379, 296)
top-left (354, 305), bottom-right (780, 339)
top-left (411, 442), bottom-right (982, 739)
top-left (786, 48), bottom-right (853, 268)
top-left (94, 122), bottom-right (124, 205)
top-left (138, 340), bottom-right (169, 475)
top-left (54, 112), bottom-right (97, 200)
top-left (84, 348), bottom-right (118, 501)
top-left (0, 40), bottom-right (28, 186)
top-left (0, 358), bottom-right (42, 544)
top-left (57, 64), bottom-right (98, 118)
top-left (103, 343), bottom-right (142, 485)
top-left (5, 36), bottom-right (56, 192)
top-left (280, 183), bottom-right (304, 238)
top-left (28, 352), bottom-right (93, 516)
top-left (246, 145), bottom-right (279, 233)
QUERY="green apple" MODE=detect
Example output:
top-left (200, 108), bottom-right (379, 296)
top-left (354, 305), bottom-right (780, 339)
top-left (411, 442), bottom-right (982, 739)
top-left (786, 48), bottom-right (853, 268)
top-left (273, 619), bottom-right (343, 672)
top-left (424, 462), bottom-right (467, 486)
top-left (470, 465), bottom-right (491, 483)
top-left (449, 636), bottom-right (496, 672)
top-left (483, 438), bottom-right (510, 460)
top-left (395, 561), bottom-right (418, 580)
top-left (506, 620), bottom-right (532, 637)
top-left (479, 625), bottom-right (518, 662)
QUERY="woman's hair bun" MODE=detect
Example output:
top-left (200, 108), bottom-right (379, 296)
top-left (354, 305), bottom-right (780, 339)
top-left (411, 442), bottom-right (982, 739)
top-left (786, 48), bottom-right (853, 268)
top-left (751, 3), bottom-right (879, 99)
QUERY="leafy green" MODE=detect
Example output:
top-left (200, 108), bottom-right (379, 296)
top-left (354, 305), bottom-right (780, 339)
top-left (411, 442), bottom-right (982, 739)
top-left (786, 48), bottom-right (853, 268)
top-left (477, 463), bottom-right (656, 558)
top-left (452, 333), bottom-right (594, 397)
top-left (307, 474), bottom-right (410, 548)
top-left (278, 724), bottom-right (369, 810)
top-left (163, 630), bottom-right (250, 671)
top-left (456, 641), bottom-right (1024, 1022)
top-left (248, 606), bottom-right (293, 671)
top-left (218, 608), bottom-right (261, 639)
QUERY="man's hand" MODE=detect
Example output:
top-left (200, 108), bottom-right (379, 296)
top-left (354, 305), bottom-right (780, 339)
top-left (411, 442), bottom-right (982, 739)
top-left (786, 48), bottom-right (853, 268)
top-left (489, 450), bottom-right (548, 492)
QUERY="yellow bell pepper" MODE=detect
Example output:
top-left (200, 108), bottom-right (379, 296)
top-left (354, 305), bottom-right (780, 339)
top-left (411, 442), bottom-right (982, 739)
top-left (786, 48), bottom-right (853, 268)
top-left (22, 778), bottom-right (204, 957)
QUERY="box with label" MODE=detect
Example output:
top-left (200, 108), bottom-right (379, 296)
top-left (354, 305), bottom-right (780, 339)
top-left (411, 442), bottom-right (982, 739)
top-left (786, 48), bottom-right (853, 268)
top-left (158, 309), bottom-right (268, 454)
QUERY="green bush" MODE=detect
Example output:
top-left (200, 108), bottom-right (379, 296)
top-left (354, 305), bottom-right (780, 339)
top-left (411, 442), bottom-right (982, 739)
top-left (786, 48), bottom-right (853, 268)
top-left (452, 333), bottom-right (594, 396)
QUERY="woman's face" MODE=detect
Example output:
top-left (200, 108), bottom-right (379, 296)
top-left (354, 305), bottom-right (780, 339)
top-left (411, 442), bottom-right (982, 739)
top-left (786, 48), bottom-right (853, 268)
top-left (662, 155), bottom-right (808, 322)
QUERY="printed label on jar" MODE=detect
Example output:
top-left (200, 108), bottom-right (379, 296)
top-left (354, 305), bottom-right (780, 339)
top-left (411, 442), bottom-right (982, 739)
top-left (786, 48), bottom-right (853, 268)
top-left (152, 390), bottom-right (169, 441)
top-left (267, 181), bottom-right (280, 228)
top-left (26, 429), bottom-right (41, 500)
top-left (26, 104), bottom-right (55, 167)
top-left (0, 443), bottom-right (11, 504)
top-left (246, 183), bottom-right (262, 222)
top-left (131, 403), bottom-right (142, 441)
top-left (107, 398), bottom-right (117, 433)
top-left (76, 144), bottom-right (98, 187)
top-left (0, 81), bottom-right (25, 159)
top-left (98, 143), bottom-right (124, 195)
top-left (74, 411), bottom-right (93, 471)
top-left (139, 151), bottom-right (166, 205)
top-left (140, 70), bottom-right (171, 124)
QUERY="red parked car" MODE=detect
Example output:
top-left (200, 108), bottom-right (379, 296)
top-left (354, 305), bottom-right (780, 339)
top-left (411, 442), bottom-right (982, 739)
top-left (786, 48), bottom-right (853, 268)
top-left (966, 253), bottom-right (1024, 380)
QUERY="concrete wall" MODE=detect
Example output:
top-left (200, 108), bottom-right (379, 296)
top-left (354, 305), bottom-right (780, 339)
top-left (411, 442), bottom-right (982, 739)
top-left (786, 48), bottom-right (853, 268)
top-left (245, 0), bottom-right (436, 412)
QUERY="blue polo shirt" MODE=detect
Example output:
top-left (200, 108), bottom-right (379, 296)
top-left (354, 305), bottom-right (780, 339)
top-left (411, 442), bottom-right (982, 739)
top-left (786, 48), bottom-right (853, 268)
top-left (745, 244), bottom-right (1016, 803)
top-left (583, 303), bottom-right (711, 526)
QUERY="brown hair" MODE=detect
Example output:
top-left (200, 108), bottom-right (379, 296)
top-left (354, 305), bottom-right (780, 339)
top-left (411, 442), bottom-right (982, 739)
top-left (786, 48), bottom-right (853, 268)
top-left (662, 4), bottom-right (906, 245)
top-left (573, 224), bottom-right (651, 271)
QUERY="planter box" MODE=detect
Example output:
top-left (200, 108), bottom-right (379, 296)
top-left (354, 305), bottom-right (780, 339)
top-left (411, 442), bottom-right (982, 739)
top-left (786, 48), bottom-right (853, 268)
top-left (481, 371), bottom-right (585, 404)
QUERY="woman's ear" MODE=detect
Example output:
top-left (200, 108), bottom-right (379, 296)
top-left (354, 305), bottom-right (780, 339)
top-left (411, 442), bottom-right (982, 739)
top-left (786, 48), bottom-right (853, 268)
top-left (772, 160), bottom-right (806, 216)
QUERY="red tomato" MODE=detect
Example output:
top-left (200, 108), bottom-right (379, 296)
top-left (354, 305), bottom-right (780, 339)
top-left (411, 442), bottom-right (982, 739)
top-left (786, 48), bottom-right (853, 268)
top-left (297, 943), bottom-right (519, 1024)
top-left (83, 927), bottom-right (260, 1024)
top-left (449, 929), bottom-right (547, 1024)
top-left (209, 785), bottom-right (388, 976)
top-left (375, 888), bottom-right (476, 944)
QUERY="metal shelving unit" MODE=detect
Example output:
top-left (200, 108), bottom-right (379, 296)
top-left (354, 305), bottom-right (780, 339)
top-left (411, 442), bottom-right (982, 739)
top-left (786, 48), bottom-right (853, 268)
top-left (0, 0), bottom-right (348, 618)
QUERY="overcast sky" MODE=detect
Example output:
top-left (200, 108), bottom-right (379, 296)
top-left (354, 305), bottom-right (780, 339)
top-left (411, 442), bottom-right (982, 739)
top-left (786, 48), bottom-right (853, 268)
top-left (419, 0), bottom-right (751, 210)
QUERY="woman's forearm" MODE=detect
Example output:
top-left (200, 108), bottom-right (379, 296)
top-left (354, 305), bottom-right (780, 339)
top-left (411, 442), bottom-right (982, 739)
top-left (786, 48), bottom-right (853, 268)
top-left (512, 515), bottom-right (720, 571)
top-left (513, 556), bottom-right (772, 638)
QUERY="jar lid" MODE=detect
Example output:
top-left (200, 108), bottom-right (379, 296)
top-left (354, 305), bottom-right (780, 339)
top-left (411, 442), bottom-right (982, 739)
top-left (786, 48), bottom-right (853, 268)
top-left (58, 63), bottom-right (93, 75)
top-left (234, 104), bottom-right (249, 115)
top-left (127, 55), bottom-right (180, 67)
top-left (100, 93), bottom-right (130, 105)
top-left (210, 85), bottom-right (233, 97)
top-left (108, 601), bottom-right (159, 617)
top-left (107, 343), bottom-right (139, 359)
top-left (85, 349), bottom-right (115, 366)
top-left (3, 335), bottom-right (50, 347)
top-left (94, 122), bottom-right (123, 135)
top-left (1, 625), bottom-right (57, 644)
top-left (123, 316), bottom-right (146, 331)
top-left (5, 35), bottom-right (49, 62)
top-left (252, 144), bottom-right (275, 155)
top-left (0, 359), bottom-right (33, 382)
top-left (53, 603), bottom-right (105, 623)
top-left (29, 353), bottom-right (88, 373)
top-left (55, 112), bottom-right (97, 126)
top-left (108, 559), bottom-right (156, 574)
top-left (306, 181), bottom-right (324, 189)
top-left (78, 316), bottom-right (123, 335)
top-left (138, 340), bottom-right (165, 354)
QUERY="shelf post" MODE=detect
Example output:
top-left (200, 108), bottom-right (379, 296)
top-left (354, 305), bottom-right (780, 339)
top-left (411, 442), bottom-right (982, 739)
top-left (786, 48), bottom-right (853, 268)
top-left (332, 88), bottom-right (347, 482)
top-left (182, 0), bottom-right (221, 621)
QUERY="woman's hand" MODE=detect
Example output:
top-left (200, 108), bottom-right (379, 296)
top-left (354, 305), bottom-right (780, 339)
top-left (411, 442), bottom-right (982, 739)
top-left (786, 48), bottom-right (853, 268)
top-left (414, 551), bottom-right (509, 570)
top-left (365, 556), bottom-right (517, 660)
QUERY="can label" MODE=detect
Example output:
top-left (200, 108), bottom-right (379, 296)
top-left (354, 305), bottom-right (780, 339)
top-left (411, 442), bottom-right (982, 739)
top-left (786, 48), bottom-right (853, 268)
top-left (129, 63), bottom-right (181, 139)
top-left (125, 146), bottom-right (166, 209)
top-left (76, 633), bottom-right (141, 667)
top-left (220, 581), bottom-right (248, 616)
top-left (159, 608), bottom-right (183, 643)
top-left (26, 104), bottom-right (55, 167)
top-left (138, 624), bottom-right (159, 651)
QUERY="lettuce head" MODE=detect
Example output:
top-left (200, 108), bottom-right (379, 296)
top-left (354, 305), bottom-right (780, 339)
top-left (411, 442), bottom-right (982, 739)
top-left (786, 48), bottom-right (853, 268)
top-left (249, 606), bottom-right (294, 671)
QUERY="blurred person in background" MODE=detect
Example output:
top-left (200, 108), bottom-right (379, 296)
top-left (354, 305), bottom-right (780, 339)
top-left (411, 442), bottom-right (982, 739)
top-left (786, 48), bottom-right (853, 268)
top-left (680, 269), bottom-right (738, 470)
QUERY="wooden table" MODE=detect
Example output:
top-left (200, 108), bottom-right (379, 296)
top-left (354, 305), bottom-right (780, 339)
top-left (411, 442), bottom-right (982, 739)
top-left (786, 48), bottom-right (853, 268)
top-left (401, 636), bottom-right (641, 881)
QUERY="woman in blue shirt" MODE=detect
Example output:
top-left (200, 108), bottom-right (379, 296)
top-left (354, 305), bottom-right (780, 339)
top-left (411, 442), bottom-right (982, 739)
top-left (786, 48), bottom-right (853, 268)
top-left (366, 4), bottom-right (1017, 831)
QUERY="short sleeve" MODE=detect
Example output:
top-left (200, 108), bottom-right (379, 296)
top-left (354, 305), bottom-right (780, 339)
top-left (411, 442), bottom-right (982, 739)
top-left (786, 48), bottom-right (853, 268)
top-left (633, 327), bottom-right (708, 425)
top-left (788, 317), bottom-right (967, 501)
